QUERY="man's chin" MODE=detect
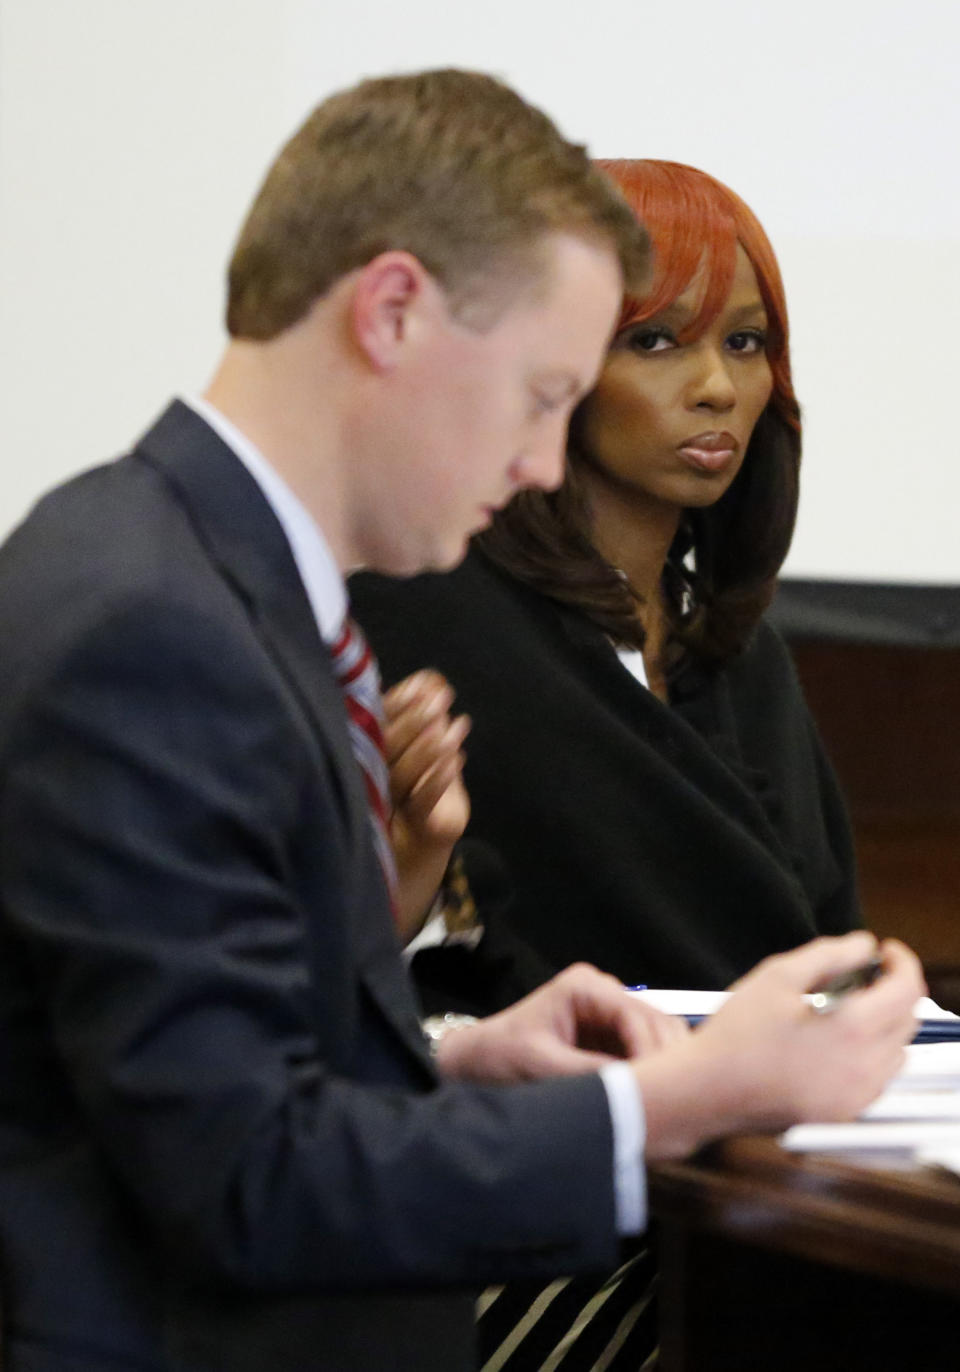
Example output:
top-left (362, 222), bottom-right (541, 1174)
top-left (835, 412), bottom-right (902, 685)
top-left (375, 533), bottom-right (470, 580)
top-left (421, 537), bottom-right (471, 576)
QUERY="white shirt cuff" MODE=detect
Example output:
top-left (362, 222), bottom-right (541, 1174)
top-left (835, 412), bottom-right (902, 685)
top-left (599, 1060), bottom-right (647, 1235)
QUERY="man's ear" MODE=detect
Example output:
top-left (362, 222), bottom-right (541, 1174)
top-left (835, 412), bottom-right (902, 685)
top-left (350, 251), bottom-right (431, 371)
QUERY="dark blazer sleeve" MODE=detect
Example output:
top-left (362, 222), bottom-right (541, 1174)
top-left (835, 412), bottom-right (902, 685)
top-left (0, 592), bottom-right (618, 1292)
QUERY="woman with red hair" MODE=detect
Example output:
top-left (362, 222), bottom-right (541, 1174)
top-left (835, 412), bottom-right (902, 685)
top-left (355, 158), bottom-right (858, 993)
top-left (353, 159), bottom-right (860, 1369)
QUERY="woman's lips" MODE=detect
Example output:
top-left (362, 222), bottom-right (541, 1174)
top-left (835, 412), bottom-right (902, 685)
top-left (677, 431), bottom-right (738, 474)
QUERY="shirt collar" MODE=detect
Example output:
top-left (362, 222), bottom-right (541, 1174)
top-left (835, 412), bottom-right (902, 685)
top-left (182, 394), bottom-right (347, 643)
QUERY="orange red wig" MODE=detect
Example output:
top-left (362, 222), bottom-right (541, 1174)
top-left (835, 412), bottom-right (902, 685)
top-left (597, 159), bottom-right (800, 436)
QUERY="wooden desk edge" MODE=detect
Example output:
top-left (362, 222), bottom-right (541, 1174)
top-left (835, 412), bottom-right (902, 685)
top-left (649, 1134), bottom-right (960, 1296)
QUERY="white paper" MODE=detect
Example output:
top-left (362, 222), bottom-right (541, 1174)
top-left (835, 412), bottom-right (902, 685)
top-left (781, 1121), bottom-right (960, 1151)
top-left (861, 1092), bottom-right (960, 1121)
top-left (895, 1043), bottom-right (960, 1090)
top-left (915, 997), bottom-right (960, 1022)
top-left (915, 1145), bottom-right (960, 1178)
top-left (627, 989), bottom-right (955, 1021)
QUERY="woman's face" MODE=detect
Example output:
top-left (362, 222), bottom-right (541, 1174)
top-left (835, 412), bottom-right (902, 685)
top-left (576, 244), bottom-right (774, 511)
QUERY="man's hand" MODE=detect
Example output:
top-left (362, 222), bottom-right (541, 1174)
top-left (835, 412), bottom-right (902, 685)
top-left (383, 670), bottom-right (471, 941)
top-left (634, 931), bottom-right (925, 1160)
top-left (434, 962), bottom-right (688, 1082)
top-left (437, 932), bottom-right (924, 1170)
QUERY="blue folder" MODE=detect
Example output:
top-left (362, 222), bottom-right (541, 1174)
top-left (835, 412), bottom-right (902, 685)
top-left (680, 1015), bottom-right (960, 1044)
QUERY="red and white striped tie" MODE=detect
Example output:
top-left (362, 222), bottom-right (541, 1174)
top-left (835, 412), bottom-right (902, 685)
top-left (330, 616), bottom-right (399, 916)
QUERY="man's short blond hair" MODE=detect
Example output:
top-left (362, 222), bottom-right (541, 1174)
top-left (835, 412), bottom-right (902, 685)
top-left (226, 69), bottom-right (647, 338)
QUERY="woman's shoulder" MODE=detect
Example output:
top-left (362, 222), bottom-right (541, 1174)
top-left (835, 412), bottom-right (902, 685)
top-left (729, 614), bottom-right (799, 683)
top-left (704, 616), bottom-right (809, 733)
top-left (352, 545), bottom-right (582, 634)
top-left (350, 548), bottom-right (562, 686)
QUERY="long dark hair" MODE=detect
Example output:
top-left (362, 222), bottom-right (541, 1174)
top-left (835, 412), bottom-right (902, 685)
top-left (478, 159), bottom-right (801, 666)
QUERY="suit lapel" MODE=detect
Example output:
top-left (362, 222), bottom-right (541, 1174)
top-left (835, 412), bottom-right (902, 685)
top-left (134, 402), bottom-right (434, 1070)
top-left (135, 402), bottom-right (363, 815)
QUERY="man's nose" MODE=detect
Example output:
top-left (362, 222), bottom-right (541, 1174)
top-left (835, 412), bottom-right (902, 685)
top-left (510, 420), bottom-right (569, 492)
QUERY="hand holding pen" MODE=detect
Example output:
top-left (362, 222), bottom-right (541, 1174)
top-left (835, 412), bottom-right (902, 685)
top-left (634, 932), bottom-right (926, 1160)
top-left (808, 955), bottom-right (886, 1013)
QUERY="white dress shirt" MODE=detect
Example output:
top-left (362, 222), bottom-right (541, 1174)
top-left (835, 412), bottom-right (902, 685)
top-left (617, 646), bottom-right (650, 689)
top-left (181, 394), bottom-right (647, 1234)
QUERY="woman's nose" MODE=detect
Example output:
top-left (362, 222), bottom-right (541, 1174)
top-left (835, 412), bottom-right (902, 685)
top-left (688, 347), bottom-right (737, 412)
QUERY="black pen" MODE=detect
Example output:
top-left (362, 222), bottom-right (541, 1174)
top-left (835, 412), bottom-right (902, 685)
top-left (808, 956), bottom-right (885, 1014)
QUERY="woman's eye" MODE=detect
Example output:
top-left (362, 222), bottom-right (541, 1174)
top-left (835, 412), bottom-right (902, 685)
top-left (726, 329), bottom-right (766, 354)
top-left (627, 327), bottom-right (676, 353)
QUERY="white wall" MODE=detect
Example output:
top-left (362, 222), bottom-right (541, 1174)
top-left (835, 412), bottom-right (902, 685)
top-left (0, 0), bottom-right (295, 522)
top-left (2, 0), bottom-right (957, 582)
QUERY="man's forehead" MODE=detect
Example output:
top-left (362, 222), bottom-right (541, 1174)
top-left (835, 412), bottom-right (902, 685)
top-left (473, 231), bottom-right (622, 330)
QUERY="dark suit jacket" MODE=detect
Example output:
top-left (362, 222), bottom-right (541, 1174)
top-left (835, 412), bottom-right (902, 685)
top-left (0, 403), bottom-right (618, 1372)
top-left (351, 551), bottom-right (860, 997)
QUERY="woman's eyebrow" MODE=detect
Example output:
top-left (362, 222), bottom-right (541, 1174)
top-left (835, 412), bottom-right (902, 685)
top-left (625, 298), bottom-right (769, 333)
top-left (725, 300), bottom-right (769, 323)
top-left (633, 300), bottom-right (693, 328)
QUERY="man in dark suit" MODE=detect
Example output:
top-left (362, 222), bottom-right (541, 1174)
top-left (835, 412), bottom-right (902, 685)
top-left (0, 69), bottom-right (922, 1371)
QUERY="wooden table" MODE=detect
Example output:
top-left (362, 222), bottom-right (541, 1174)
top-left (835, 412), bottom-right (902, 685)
top-left (649, 1136), bottom-right (960, 1371)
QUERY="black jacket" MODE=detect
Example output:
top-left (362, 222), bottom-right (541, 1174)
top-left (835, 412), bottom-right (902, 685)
top-left (352, 550), bottom-right (859, 996)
